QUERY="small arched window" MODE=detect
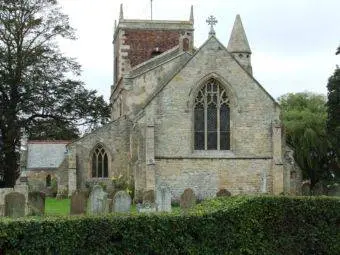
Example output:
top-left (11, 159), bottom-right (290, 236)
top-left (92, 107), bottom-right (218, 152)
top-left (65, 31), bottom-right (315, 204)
top-left (194, 79), bottom-right (230, 150)
top-left (46, 174), bottom-right (51, 187)
top-left (92, 144), bottom-right (108, 178)
top-left (183, 38), bottom-right (189, 51)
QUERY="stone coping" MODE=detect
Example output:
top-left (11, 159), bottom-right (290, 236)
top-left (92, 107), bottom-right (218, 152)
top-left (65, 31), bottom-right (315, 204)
top-left (155, 154), bottom-right (273, 160)
top-left (114, 19), bottom-right (193, 40)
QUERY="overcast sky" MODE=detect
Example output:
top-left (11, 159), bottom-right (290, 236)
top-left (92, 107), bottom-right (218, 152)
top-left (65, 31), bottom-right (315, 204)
top-left (58, 0), bottom-right (340, 102)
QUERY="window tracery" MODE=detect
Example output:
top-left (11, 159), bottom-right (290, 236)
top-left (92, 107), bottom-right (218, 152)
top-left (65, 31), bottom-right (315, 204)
top-left (194, 79), bottom-right (230, 150)
top-left (91, 144), bottom-right (108, 178)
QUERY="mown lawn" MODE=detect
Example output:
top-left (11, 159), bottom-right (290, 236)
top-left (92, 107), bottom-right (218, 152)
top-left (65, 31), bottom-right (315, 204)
top-left (45, 198), bottom-right (180, 216)
top-left (45, 198), bottom-right (70, 216)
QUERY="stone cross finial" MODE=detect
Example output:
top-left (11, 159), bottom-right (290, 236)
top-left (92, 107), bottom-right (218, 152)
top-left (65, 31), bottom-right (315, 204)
top-left (206, 15), bottom-right (217, 36)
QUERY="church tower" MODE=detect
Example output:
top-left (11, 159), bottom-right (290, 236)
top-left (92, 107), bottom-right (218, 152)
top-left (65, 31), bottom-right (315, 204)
top-left (112, 4), bottom-right (194, 87)
top-left (227, 15), bottom-right (252, 75)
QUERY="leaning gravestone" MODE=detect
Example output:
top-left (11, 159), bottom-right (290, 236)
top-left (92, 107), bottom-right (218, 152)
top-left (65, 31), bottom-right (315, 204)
top-left (87, 185), bottom-right (108, 215)
top-left (5, 192), bottom-right (25, 218)
top-left (180, 188), bottom-right (196, 210)
top-left (156, 184), bottom-right (171, 212)
top-left (112, 191), bottom-right (131, 213)
top-left (28, 191), bottom-right (45, 216)
top-left (71, 190), bottom-right (88, 215)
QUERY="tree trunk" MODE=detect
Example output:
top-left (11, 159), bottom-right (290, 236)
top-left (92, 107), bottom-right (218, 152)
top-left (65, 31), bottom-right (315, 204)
top-left (1, 122), bottom-right (20, 188)
top-left (3, 148), bottom-right (18, 187)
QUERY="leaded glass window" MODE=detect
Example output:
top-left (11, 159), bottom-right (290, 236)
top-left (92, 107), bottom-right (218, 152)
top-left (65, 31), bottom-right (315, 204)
top-left (194, 79), bottom-right (230, 150)
top-left (92, 144), bottom-right (109, 178)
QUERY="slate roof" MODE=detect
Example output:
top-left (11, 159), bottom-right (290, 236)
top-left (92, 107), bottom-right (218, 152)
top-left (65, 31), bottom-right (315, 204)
top-left (26, 141), bottom-right (70, 170)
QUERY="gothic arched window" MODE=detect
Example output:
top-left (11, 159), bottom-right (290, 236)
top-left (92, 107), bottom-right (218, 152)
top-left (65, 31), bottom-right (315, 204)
top-left (194, 79), bottom-right (230, 150)
top-left (91, 144), bottom-right (109, 178)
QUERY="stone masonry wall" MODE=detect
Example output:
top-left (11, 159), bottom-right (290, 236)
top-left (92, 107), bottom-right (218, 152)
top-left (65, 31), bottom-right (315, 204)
top-left (137, 37), bottom-right (283, 196)
top-left (124, 52), bottom-right (191, 116)
top-left (155, 158), bottom-right (273, 200)
top-left (146, 37), bottom-right (280, 158)
top-left (124, 29), bottom-right (180, 68)
top-left (70, 117), bottom-right (132, 189)
top-left (25, 170), bottom-right (57, 192)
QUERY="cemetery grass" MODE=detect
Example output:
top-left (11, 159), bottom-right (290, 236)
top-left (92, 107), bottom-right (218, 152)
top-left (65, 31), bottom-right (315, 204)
top-left (45, 198), bottom-right (70, 216)
top-left (45, 198), bottom-right (181, 216)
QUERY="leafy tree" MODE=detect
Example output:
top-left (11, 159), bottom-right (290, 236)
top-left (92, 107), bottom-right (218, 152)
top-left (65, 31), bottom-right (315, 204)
top-left (278, 92), bottom-right (336, 189)
top-left (336, 46), bottom-right (340, 55)
top-left (326, 63), bottom-right (340, 176)
top-left (0, 0), bottom-right (110, 187)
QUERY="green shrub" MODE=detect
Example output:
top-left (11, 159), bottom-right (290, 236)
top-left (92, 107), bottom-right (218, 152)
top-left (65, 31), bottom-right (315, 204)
top-left (0, 196), bottom-right (339, 254)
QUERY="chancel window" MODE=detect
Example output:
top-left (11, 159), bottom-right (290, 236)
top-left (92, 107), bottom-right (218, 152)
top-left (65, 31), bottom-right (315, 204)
top-left (92, 144), bottom-right (108, 178)
top-left (194, 79), bottom-right (230, 150)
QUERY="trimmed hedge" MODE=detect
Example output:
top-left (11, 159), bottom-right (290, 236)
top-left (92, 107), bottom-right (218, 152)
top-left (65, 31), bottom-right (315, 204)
top-left (0, 196), bottom-right (339, 254)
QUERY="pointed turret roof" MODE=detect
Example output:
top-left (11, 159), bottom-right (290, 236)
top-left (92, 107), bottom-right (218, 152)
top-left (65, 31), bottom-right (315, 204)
top-left (227, 14), bottom-right (251, 53)
top-left (119, 3), bottom-right (124, 20)
top-left (189, 5), bottom-right (194, 23)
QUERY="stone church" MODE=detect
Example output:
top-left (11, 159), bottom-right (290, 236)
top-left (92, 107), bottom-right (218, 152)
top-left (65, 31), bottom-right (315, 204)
top-left (66, 5), bottom-right (301, 200)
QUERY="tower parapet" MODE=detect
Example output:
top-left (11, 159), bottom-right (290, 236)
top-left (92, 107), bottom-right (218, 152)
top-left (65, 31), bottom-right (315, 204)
top-left (112, 5), bottom-right (194, 86)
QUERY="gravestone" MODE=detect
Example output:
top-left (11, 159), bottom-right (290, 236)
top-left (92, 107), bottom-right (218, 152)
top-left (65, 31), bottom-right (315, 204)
top-left (137, 202), bottom-right (156, 213)
top-left (107, 198), bottom-right (113, 212)
top-left (70, 190), bottom-right (88, 215)
top-left (328, 184), bottom-right (340, 197)
top-left (312, 182), bottom-right (325, 196)
top-left (301, 182), bottom-right (311, 196)
top-left (216, 188), bottom-right (231, 197)
top-left (112, 191), bottom-right (131, 213)
top-left (156, 184), bottom-right (171, 212)
top-left (5, 192), bottom-right (25, 218)
top-left (143, 190), bottom-right (155, 203)
top-left (87, 185), bottom-right (108, 215)
top-left (28, 191), bottom-right (45, 215)
top-left (180, 188), bottom-right (196, 210)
